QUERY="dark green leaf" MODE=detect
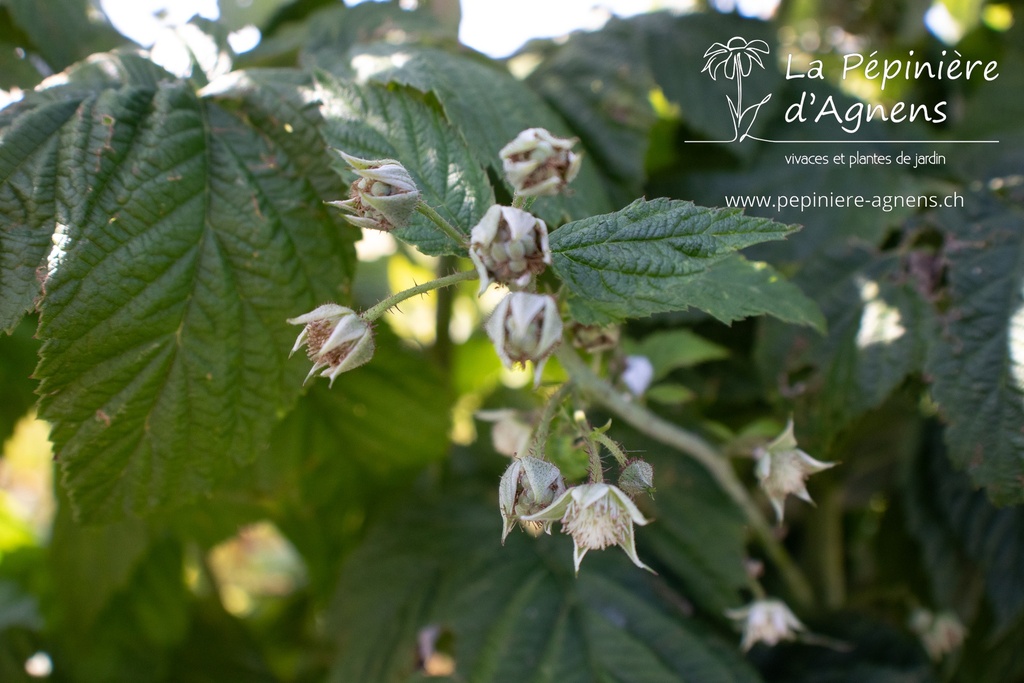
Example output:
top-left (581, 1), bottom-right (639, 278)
top-left (925, 190), bottom-right (1024, 505)
top-left (549, 197), bottom-right (823, 328)
top-left (268, 329), bottom-right (454, 595)
top-left (18, 67), bottom-right (355, 521)
top-left (756, 245), bottom-right (932, 448)
top-left (0, 316), bottom-right (38, 444)
top-left (4, 0), bottom-right (124, 72)
top-left (624, 329), bottom-right (729, 382)
top-left (326, 494), bottom-right (761, 683)
top-left (307, 41), bottom-right (614, 225)
top-left (526, 13), bottom-right (781, 190)
top-left (638, 450), bottom-right (750, 617)
top-left (315, 73), bottom-right (494, 255)
top-left (904, 422), bottom-right (1024, 633)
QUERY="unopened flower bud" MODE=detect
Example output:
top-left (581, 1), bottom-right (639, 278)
top-left (485, 292), bottom-right (563, 386)
top-left (618, 459), bottom-right (655, 498)
top-left (621, 355), bottom-right (655, 397)
top-left (499, 456), bottom-right (566, 543)
top-left (500, 128), bottom-right (582, 196)
top-left (523, 483), bottom-right (652, 574)
top-left (910, 609), bottom-right (966, 660)
top-left (327, 152), bottom-right (420, 232)
top-left (287, 303), bottom-right (374, 386)
top-left (755, 419), bottom-right (836, 523)
top-left (726, 599), bottom-right (805, 651)
top-left (469, 205), bottom-right (550, 294)
top-left (476, 409), bottom-right (532, 458)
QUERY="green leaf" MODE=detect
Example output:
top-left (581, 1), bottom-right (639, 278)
top-left (268, 329), bottom-right (455, 595)
top-left (307, 41), bottom-right (614, 225)
top-left (0, 316), bottom-right (39, 444)
top-left (326, 494), bottom-right (761, 683)
top-left (525, 13), bottom-right (780, 189)
top-left (14, 66), bottom-right (356, 521)
top-left (756, 244), bottom-right (932, 448)
top-left (903, 423), bottom-right (1024, 634)
top-left (3, 0), bottom-right (125, 72)
top-left (315, 72), bottom-right (494, 255)
top-left (624, 329), bottom-right (729, 381)
top-left (925, 191), bottom-right (1024, 505)
top-left (637, 449), bottom-right (750, 617)
top-left (548, 197), bottom-right (823, 329)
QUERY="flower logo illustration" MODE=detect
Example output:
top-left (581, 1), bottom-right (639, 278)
top-left (701, 37), bottom-right (773, 142)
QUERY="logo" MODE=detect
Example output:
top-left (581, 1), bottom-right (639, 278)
top-left (701, 37), bottom-right (772, 143)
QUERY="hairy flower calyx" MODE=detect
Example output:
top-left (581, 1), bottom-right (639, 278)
top-left (755, 419), bottom-right (836, 523)
top-left (499, 456), bottom-right (566, 543)
top-left (485, 292), bottom-right (563, 386)
top-left (469, 205), bottom-right (550, 294)
top-left (618, 458), bottom-right (655, 499)
top-left (500, 128), bottom-right (582, 196)
top-left (328, 152), bottom-right (420, 232)
top-left (523, 483), bottom-right (652, 574)
top-left (726, 599), bottom-right (805, 651)
top-left (287, 304), bottom-right (374, 386)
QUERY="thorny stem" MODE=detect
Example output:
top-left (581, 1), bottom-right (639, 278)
top-left (511, 193), bottom-right (537, 212)
top-left (554, 344), bottom-right (814, 608)
top-left (416, 202), bottom-right (468, 247)
top-left (528, 382), bottom-right (573, 460)
top-left (362, 270), bottom-right (477, 322)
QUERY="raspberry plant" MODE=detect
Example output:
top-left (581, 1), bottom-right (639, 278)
top-left (0, 1), bottom-right (1022, 682)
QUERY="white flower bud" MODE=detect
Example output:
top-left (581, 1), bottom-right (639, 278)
top-left (618, 459), bottom-right (655, 498)
top-left (327, 152), bottom-right (420, 232)
top-left (485, 292), bottom-right (563, 386)
top-left (755, 419), bottom-right (836, 523)
top-left (287, 303), bottom-right (374, 386)
top-left (500, 128), bottom-right (582, 196)
top-left (469, 205), bottom-right (550, 294)
top-left (620, 355), bottom-right (655, 397)
top-left (726, 599), bottom-right (805, 651)
top-left (909, 609), bottom-right (966, 660)
top-left (523, 482), bottom-right (653, 574)
top-left (476, 409), bottom-right (533, 458)
top-left (498, 456), bottom-right (566, 543)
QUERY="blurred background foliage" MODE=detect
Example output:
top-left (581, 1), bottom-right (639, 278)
top-left (0, 0), bottom-right (1022, 681)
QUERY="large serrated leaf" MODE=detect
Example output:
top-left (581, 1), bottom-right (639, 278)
top-left (756, 244), bottom-right (932, 449)
top-left (17, 67), bottom-right (355, 521)
top-left (315, 72), bottom-right (493, 255)
top-left (305, 41), bottom-right (614, 225)
top-left (326, 494), bottom-right (761, 683)
top-left (548, 197), bottom-right (823, 329)
top-left (525, 13), bottom-right (781, 189)
top-left (903, 423), bottom-right (1024, 635)
top-left (925, 191), bottom-right (1024, 505)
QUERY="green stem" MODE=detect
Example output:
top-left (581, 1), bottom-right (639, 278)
top-left (554, 345), bottom-right (814, 607)
top-left (592, 432), bottom-right (630, 468)
top-left (362, 270), bottom-right (477, 322)
top-left (416, 202), bottom-right (468, 247)
top-left (528, 382), bottom-right (573, 460)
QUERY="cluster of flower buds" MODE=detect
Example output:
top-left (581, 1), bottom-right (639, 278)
top-left (726, 599), bottom-right (806, 651)
top-left (754, 420), bottom-right (836, 523)
top-left (499, 128), bottom-right (582, 197)
top-left (287, 304), bottom-right (374, 386)
top-left (499, 456), bottom-right (566, 543)
top-left (486, 292), bottom-right (562, 386)
top-left (328, 152), bottom-right (420, 232)
top-left (469, 205), bottom-right (550, 294)
top-left (523, 482), bottom-right (652, 574)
